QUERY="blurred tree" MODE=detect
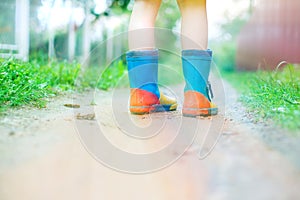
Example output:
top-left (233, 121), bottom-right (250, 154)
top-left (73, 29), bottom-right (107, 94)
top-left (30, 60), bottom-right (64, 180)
top-left (109, 0), bottom-right (131, 10)
top-left (220, 13), bottom-right (249, 41)
top-left (211, 12), bottom-right (249, 72)
top-left (156, 0), bottom-right (180, 29)
top-left (249, 0), bottom-right (254, 13)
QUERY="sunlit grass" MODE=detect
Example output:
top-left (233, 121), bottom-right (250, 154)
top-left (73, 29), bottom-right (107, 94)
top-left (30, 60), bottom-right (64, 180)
top-left (0, 58), bottom-right (129, 112)
top-left (223, 64), bottom-right (300, 131)
top-left (0, 58), bottom-right (50, 110)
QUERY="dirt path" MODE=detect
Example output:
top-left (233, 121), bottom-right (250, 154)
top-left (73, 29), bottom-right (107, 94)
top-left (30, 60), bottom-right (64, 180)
top-left (0, 81), bottom-right (300, 200)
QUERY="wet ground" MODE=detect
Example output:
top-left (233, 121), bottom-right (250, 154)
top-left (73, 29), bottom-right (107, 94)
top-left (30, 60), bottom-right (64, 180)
top-left (0, 81), bottom-right (300, 200)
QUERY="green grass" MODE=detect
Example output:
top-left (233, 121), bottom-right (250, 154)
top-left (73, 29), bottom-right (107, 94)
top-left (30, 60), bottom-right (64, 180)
top-left (0, 58), bottom-right (128, 112)
top-left (79, 59), bottom-right (128, 90)
top-left (223, 64), bottom-right (300, 131)
top-left (0, 58), bottom-right (49, 110)
top-left (32, 60), bottom-right (81, 91)
top-left (97, 60), bottom-right (128, 90)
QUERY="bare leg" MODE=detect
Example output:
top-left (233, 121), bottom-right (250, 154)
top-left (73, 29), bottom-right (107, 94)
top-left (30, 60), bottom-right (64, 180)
top-left (177, 0), bottom-right (208, 50)
top-left (128, 0), bottom-right (162, 50)
top-left (127, 0), bottom-right (177, 114)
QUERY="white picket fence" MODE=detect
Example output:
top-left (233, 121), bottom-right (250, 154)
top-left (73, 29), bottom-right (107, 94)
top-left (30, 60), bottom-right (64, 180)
top-left (0, 0), bottom-right (128, 63)
top-left (0, 0), bottom-right (29, 61)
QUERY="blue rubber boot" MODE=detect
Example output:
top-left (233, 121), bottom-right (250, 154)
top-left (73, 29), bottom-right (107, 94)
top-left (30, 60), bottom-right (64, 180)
top-left (181, 49), bottom-right (218, 117)
top-left (126, 49), bottom-right (177, 114)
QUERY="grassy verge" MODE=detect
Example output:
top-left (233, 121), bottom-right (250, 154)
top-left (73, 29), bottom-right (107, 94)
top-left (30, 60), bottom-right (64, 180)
top-left (222, 64), bottom-right (300, 131)
top-left (0, 58), bottom-right (49, 110)
top-left (0, 58), bottom-right (127, 112)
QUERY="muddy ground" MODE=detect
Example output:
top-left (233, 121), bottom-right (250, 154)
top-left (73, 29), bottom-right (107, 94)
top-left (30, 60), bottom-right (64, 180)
top-left (0, 80), bottom-right (300, 200)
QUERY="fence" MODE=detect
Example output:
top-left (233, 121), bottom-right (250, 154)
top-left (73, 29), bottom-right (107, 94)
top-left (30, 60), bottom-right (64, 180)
top-left (0, 0), bottom-right (29, 61)
top-left (236, 0), bottom-right (300, 70)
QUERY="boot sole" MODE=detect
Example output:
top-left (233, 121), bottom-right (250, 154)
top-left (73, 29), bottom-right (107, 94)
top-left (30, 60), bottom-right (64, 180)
top-left (130, 104), bottom-right (177, 115)
top-left (182, 107), bottom-right (218, 117)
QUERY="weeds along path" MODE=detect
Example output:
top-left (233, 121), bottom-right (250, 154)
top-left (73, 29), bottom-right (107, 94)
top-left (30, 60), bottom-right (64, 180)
top-left (0, 80), bottom-right (300, 200)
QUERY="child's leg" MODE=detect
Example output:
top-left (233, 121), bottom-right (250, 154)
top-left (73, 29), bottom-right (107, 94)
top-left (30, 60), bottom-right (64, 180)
top-left (177, 0), bottom-right (217, 117)
top-left (128, 0), bottom-right (161, 50)
top-left (177, 0), bottom-right (208, 50)
top-left (126, 0), bottom-right (177, 114)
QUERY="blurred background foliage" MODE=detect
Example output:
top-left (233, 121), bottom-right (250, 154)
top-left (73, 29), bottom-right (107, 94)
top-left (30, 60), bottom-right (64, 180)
top-left (23, 0), bottom-right (252, 71)
top-left (0, 0), bottom-right (251, 69)
top-left (0, 0), bottom-right (256, 108)
top-left (211, 13), bottom-right (249, 72)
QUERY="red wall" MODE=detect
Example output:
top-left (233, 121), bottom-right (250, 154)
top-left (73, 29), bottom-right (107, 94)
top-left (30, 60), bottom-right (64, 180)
top-left (236, 0), bottom-right (300, 70)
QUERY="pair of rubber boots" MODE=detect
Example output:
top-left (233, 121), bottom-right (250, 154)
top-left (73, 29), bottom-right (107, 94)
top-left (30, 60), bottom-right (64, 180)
top-left (126, 49), bottom-right (217, 117)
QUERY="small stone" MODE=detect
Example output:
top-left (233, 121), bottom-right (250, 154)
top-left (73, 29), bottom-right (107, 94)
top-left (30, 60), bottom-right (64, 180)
top-left (9, 131), bottom-right (15, 136)
top-left (64, 104), bottom-right (80, 108)
top-left (76, 113), bottom-right (95, 120)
